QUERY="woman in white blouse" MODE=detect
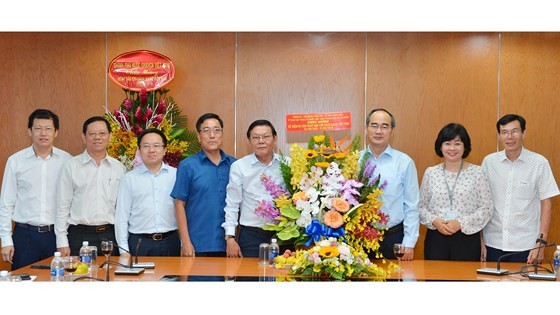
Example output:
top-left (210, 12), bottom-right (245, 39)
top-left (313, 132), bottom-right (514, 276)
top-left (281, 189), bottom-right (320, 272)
top-left (419, 123), bottom-right (493, 261)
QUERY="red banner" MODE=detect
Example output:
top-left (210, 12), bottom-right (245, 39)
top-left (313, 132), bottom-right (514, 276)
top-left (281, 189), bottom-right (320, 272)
top-left (108, 50), bottom-right (175, 91)
top-left (286, 112), bottom-right (352, 132)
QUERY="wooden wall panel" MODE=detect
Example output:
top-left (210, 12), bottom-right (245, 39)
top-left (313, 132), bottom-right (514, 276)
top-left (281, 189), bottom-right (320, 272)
top-left (106, 32), bottom-right (236, 155)
top-left (236, 32), bottom-right (366, 158)
top-left (366, 33), bottom-right (500, 259)
top-left (500, 32), bottom-right (560, 258)
top-left (0, 33), bottom-right (107, 159)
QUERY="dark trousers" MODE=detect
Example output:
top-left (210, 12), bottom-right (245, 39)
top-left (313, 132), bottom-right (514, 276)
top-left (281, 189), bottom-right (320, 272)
top-left (370, 223), bottom-right (404, 260)
top-left (127, 231), bottom-right (181, 256)
top-left (11, 224), bottom-right (56, 270)
top-left (67, 224), bottom-right (119, 256)
top-left (486, 245), bottom-right (530, 262)
top-left (424, 229), bottom-right (481, 261)
top-left (237, 225), bottom-right (293, 258)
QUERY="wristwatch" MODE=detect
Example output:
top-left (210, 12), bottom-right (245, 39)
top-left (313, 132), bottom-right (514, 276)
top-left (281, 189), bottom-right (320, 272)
top-left (225, 235), bottom-right (235, 240)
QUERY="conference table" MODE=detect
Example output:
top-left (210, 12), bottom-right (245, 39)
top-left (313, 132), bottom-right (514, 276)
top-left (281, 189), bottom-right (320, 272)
top-left (10, 256), bottom-right (555, 282)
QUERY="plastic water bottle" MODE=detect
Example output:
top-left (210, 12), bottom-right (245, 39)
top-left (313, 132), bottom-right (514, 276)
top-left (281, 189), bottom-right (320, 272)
top-left (553, 245), bottom-right (560, 280)
top-left (79, 241), bottom-right (92, 271)
top-left (268, 238), bottom-right (280, 266)
top-left (50, 252), bottom-right (64, 282)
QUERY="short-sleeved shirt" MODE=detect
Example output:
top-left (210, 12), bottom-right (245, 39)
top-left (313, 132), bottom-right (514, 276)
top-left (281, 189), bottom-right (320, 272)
top-left (482, 147), bottom-right (559, 251)
top-left (171, 150), bottom-right (236, 252)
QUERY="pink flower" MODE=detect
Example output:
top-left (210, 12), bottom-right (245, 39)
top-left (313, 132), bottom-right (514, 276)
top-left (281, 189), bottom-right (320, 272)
top-left (145, 108), bottom-right (153, 121)
top-left (156, 99), bottom-right (166, 114)
top-left (140, 88), bottom-right (148, 106)
top-left (152, 115), bottom-right (163, 126)
top-left (123, 99), bottom-right (133, 111)
top-left (135, 107), bottom-right (144, 122)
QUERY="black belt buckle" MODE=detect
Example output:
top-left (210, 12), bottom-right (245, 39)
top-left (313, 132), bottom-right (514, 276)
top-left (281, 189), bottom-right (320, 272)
top-left (95, 226), bottom-right (106, 233)
top-left (37, 225), bottom-right (51, 233)
top-left (152, 233), bottom-right (163, 241)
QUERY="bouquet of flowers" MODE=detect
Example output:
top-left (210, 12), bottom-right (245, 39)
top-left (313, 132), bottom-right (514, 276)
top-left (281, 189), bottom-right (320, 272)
top-left (256, 133), bottom-right (395, 279)
top-left (104, 88), bottom-right (200, 169)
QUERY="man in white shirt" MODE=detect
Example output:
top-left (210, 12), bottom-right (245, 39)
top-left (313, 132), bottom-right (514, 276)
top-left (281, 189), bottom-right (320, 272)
top-left (55, 116), bottom-right (126, 256)
top-left (115, 128), bottom-right (180, 258)
top-left (482, 114), bottom-right (559, 264)
top-left (222, 119), bottom-right (288, 258)
top-left (0, 109), bottom-right (72, 270)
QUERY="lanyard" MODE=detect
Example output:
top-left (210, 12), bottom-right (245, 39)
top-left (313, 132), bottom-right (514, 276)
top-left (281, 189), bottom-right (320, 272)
top-left (442, 159), bottom-right (464, 210)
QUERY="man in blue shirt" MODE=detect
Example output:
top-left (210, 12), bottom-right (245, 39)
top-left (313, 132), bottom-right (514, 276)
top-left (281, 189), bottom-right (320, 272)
top-left (360, 108), bottom-right (420, 260)
top-left (115, 128), bottom-right (180, 257)
top-left (171, 113), bottom-right (236, 257)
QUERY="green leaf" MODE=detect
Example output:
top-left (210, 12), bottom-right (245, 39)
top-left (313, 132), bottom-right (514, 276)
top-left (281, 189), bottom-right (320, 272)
top-left (280, 205), bottom-right (300, 220)
top-left (277, 225), bottom-right (300, 240)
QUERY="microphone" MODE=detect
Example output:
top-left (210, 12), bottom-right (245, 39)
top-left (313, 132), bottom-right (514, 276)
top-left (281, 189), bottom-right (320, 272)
top-left (111, 240), bottom-right (145, 275)
top-left (527, 234), bottom-right (556, 281)
top-left (477, 241), bottom-right (556, 276)
top-left (131, 238), bottom-right (155, 269)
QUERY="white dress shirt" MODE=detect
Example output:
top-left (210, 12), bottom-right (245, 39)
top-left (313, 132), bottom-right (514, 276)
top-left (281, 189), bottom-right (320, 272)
top-left (0, 146), bottom-right (72, 246)
top-left (482, 147), bottom-right (559, 251)
top-left (222, 153), bottom-right (287, 236)
top-left (55, 150), bottom-right (126, 248)
top-left (115, 163), bottom-right (177, 253)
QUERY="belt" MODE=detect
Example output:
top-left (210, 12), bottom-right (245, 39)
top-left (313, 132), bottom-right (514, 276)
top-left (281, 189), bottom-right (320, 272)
top-left (385, 222), bottom-right (404, 235)
top-left (15, 222), bottom-right (54, 233)
top-left (131, 230), bottom-right (177, 241)
top-left (72, 224), bottom-right (113, 233)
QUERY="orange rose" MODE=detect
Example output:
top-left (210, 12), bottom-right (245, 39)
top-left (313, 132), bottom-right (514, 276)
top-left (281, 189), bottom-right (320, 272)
top-left (332, 198), bottom-right (350, 213)
top-left (323, 210), bottom-right (344, 229)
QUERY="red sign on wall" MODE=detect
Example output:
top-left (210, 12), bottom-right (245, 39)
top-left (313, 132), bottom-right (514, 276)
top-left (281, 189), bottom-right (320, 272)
top-left (286, 112), bottom-right (352, 132)
top-left (108, 50), bottom-right (175, 91)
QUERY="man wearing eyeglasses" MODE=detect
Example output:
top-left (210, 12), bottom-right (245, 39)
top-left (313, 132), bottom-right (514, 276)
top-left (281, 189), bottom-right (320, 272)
top-left (222, 119), bottom-right (289, 258)
top-left (360, 108), bottom-right (420, 261)
top-left (115, 128), bottom-right (180, 258)
top-left (0, 109), bottom-right (72, 270)
top-left (55, 116), bottom-right (126, 256)
top-left (171, 113), bottom-right (236, 257)
top-left (481, 114), bottom-right (559, 264)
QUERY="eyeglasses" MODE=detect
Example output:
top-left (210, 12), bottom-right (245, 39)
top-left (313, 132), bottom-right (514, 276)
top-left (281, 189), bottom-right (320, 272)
top-left (199, 127), bottom-right (223, 135)
top-left (250, 135), bottom-right (273, 142)
top-left (86, 131), bottom-right (109, 139)
top-left (500, 129), bottom-right (521, 137)
top-left (140, 143), bottom-right (165, 150)
top-left (31, 126), bottom-right (55, 134)
top-left (368, 123), bottom-right (392, 132)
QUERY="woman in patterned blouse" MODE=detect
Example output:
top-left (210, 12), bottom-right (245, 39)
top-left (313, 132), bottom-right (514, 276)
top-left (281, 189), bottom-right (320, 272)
top-left (419, 123), bottom-right (493, 261)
